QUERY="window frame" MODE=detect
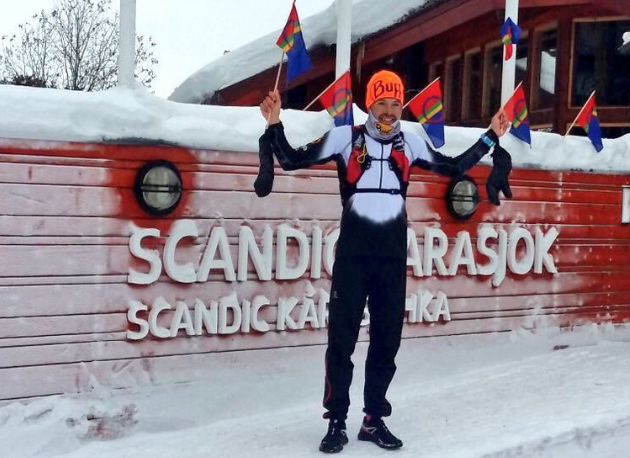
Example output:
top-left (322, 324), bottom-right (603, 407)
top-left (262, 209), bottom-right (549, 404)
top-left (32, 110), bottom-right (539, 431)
top-left (569, 16), bottom-right (630, 109)
top-left (531, 124), bottom-right (554, 133)
top-left (444, 53), bottom-right (463, 122)
top-left (530, 22), bottom-right (559, 113)
top-left (513, 30), bottom-right (530, 93)
top-left (566, 122), bottom-right (630, 137)
top-left (429, 61), bottom-right (444, 83)
top-left (462, 47), bottom-right (483, 121)
top-left (482, 39), bottom-right (502, 118)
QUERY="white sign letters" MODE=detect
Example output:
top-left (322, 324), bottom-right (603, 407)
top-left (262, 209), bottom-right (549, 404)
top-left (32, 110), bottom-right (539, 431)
top-left (128, 221), bottom-right (558, 287)
top-left (125, 220), bottom-right (559, 340)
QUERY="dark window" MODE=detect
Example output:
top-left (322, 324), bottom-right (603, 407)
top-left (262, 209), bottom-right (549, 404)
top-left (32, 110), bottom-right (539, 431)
top-left (515, 38), bottom-right (529, 90)
top-left (571, 124), bottom-right (630, 140)
top-left (403, 42), bottom-right (424, 99)
top-left (484, 39), bottom-right (528, 117)
top-left (601, 126), bottom-right (630, 139)
top-left (430, 62), bottom-right (443, 83)
top-left (533, 29), bottom-right (557, 110)
top-left (463, 52), bottom-right (482, 120)
top-left (572, 21), bottom-right (630, 107)
top-left (484, 46), bottom-right (502, 116)
top-left (285, 84), bottom-right (307, 110)
top-left (446, 57), bottom-right (462, 122)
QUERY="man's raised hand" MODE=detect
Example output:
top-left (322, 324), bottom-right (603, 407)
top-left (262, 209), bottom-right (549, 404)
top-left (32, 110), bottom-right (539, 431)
top-left (260, 89), bottom-right (282, 125)
top-left (491, 108), bottom-right (511, 138)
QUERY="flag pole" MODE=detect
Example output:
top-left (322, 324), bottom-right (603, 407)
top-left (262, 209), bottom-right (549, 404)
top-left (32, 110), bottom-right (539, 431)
top-left (565, 90), bottom-right (595, 136)
top-left (486, 81), bottom-right (524, 130)
top-left (302, 69), bottom-right (349, 111)
top-left (500, 80), bottom-right (523, 111)
top-left (272, 51), bottom-right (285, 93)
top-left (336, 0), bottom-right (352, 79)
top-left (118, 0), bottom-right (137, 87)
top-left (267, 50), bottom-right (285, 125)
top-left (402, 77), bottom-right (440, 110)
top-left (501, 0), bottom-right (520, 106)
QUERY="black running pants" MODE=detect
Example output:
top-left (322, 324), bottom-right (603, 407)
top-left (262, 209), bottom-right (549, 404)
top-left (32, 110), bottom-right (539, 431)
top-left (323, 255), bottom-right (407, 420)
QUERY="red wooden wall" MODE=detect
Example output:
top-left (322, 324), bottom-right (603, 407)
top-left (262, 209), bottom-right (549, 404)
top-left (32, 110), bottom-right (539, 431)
top-left (1, 138), bottom-right (629, 403)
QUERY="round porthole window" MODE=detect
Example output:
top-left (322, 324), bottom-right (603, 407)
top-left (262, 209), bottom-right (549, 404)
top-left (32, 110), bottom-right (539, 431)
top-left (134, 160), bottom-right (182, 216)
top-left (446, 176), bottom-right (479, 220)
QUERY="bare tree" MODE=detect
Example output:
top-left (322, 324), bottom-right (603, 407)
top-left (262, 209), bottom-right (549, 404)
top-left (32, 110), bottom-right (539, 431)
top-left (0, 11), bottom-right (56, 86)
top-left (0, 0), bottom-right (157, 91)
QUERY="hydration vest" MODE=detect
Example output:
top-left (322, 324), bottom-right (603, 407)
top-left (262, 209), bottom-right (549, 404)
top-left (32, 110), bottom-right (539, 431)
top-left (338, 125), bottom-right (411, 206)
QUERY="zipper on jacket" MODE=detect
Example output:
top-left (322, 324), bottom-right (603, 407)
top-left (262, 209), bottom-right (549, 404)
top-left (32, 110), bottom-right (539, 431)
top-left (378, 144), bottom-right (384, 189)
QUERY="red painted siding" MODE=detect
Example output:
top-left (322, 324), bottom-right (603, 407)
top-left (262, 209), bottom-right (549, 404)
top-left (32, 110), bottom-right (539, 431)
top-left (1, 138), bottom-right (629, 402)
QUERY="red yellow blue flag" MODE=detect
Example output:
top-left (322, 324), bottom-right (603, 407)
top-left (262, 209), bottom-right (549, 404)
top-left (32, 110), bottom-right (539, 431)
top-left (318, 71), bottom-right (354, 127)
top-left (500, 17), bottom-right (522, 61)
top-left (574, 92), bottom-right (604, 152)
top-left (276, 2), bottom-right (311, 82)
top-left (406, 78), bottom-right (445, 148)
top-left (504, 83), bottom-right (531, 145)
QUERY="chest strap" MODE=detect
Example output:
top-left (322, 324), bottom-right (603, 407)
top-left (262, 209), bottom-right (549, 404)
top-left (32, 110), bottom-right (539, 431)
top-left (353, 188), bottom-right (401, 195)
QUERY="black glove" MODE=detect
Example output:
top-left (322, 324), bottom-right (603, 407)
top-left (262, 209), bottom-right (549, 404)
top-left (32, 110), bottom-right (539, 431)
top-left (254, 130), bottom-right (275, 197)
top-left (486, 144), bottom-right (513, 206)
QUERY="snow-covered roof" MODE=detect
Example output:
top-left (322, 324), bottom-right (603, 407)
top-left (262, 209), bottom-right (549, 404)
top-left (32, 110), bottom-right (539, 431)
top-left (1, 82), bottom-right (630, 174)
top-left (169, 0), bottom-right (438, 104)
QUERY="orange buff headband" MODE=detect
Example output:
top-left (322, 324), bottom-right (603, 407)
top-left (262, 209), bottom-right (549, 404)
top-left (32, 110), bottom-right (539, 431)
top-left (365, 70), bottom-right (405, 109)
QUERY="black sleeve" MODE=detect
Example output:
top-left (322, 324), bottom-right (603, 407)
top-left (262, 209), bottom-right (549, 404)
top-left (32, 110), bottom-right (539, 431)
top-left (263, 122), bottom-right (346, 171)
top-left (411, 129), bottom-right (499, 178)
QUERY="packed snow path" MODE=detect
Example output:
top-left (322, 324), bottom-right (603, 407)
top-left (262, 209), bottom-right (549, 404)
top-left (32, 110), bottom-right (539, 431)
top-left (2, 325), bottom-right (630, 458)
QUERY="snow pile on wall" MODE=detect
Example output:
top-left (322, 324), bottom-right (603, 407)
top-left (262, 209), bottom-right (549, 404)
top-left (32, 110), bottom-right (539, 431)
top-left (169, 0), bottom-right (432, 104)
top-left (1, 82), bottom-right (630, 173)
top-left (0, 83), bottom-right (331, 152)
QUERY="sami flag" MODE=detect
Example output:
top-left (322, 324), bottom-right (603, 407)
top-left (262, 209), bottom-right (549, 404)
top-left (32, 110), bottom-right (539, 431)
top-left (504, 84), bottom-right (531, 145)
top-left (575, 94), bottom-right (604, 152)
top-left (276, 3), bottom-right (311, 82)
top-left (500, 17), bottom-right (522, 61)
top-left (406, 78), bottom-right (445, 148)
top-left (319, 71), bottom-right (354, 127)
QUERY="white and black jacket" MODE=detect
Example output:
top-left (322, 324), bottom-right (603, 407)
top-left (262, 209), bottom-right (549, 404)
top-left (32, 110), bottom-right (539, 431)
top-left (262, 123), bottom-right (498, 260)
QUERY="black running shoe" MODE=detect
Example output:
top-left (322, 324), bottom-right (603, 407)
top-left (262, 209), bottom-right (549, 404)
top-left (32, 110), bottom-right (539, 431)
top-left (357, 415), bottom-right (403, 450)
top-left (319, 419), bottom-right (349, 453)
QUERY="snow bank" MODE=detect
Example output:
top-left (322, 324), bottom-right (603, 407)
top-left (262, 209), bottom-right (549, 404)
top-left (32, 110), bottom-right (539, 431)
top-left (1, 82), bottom-right (630, 173)
top-left (0, 83), bottom-right (331, 152)
top-left (169, 0), bottom-right (432, 104)
top-left (351, 108), bottom-right (630, 174)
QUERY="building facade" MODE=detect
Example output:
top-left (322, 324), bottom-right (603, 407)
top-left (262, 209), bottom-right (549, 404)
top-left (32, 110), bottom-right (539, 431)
top-left (207, 0), bottom-right (630, 139)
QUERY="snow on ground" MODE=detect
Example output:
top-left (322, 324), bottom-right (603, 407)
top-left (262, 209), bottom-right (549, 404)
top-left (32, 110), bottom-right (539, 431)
top-left (2, 324), bottom-right (630, 458)
top-left (1, 83), bottom-right (630, 174)
top-left (169, 0), bottom-right (433, 104)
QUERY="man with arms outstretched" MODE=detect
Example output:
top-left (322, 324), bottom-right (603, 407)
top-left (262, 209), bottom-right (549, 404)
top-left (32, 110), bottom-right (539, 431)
top-left (256, 70), bottom-right (511, 453)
